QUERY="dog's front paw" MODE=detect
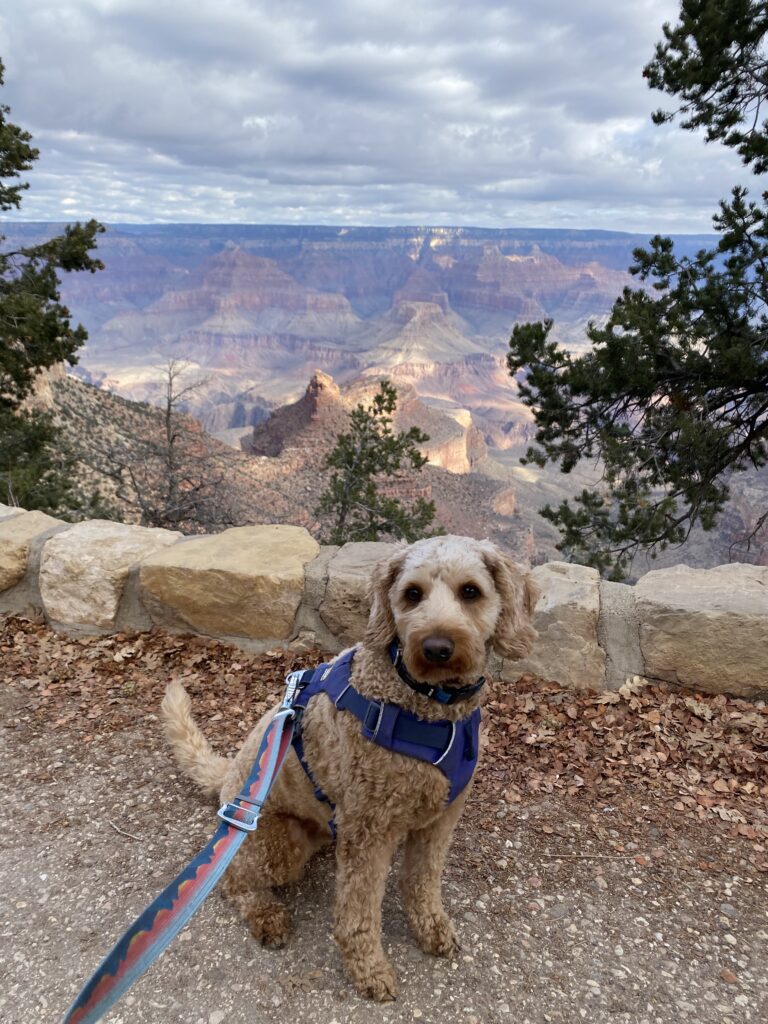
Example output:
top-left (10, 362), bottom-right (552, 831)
top-left (347, 956), bottom-right (398, 1002)
top-left (412, 910), bottom-right (460, 957)
top-left (245, 901), bottom-right (291, 948)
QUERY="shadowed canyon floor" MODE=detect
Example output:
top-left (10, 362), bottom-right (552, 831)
top-left (1, 618), bottom-right (766, 1023)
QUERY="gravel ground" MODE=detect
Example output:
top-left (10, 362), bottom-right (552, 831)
top-left (1, 632), bottom-right (767, 1024)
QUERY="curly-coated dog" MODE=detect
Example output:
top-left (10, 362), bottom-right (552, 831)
top-left (161, 535), bottom-right (537, 1001)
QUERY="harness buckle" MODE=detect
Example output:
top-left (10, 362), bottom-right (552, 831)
top-left (217, 799), bottom-right (262, 833)
top-left (362, 700), bottom-right (385, 740)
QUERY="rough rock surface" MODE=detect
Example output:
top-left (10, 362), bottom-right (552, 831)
top-left (248, 370), bottom-right (348, 457)
top-left (39, 520), bottom-right (180, 628)
top-left (598, 580), bottom-right (645, 690)
top-left (320, 541), bottom-right (393, 646)
top-left (0, 504), bottom-right (24, 521)
top-left (502, 561), bottom-right (606, 690)
top-left (0, 510), bottom-right (62, 593)
top-left (635, 563), bottom-right (768, 696)
top-left (140, 525), bottom-right (320, 640)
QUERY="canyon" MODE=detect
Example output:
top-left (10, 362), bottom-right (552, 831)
top-left (7, 222), bottom-right (766, 571)
top-left (5, 222), bottom-right (665, 439)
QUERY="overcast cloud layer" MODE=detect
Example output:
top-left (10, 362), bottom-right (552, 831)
top-left (0, 0), bottom-right (755, 232)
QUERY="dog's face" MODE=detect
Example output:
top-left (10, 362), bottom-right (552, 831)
top-left (365, 536), bottom-right (538, 684)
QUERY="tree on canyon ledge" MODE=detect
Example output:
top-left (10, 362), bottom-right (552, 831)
top-left (97, 360), bottom-right (246, 533)
top-left (316, 379), bottom-right (441, 544)
top-left (507, 0), bottom-right (768, 579)
top-left (0, 58), bottom-right (104, 513)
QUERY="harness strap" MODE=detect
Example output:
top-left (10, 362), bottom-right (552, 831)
top-left (61, 704), bottom-right (297, 1024)
top-left (293, 651), bottom-right (480, 804)
top-left (334, 683), bottom-right (452, 752)
top-left (292, 727), bottom-right (337, 838)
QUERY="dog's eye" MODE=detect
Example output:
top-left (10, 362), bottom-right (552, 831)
top-left (460, 583), bottom-right (482, 600)
top-left (403, 586), bottom-right (422, 604)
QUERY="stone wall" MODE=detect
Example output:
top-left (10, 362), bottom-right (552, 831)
top-left (1, 506), bottom-right (766, 697)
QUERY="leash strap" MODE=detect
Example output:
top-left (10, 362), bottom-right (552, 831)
top-left (61, 695), bottom-right (299, 1024)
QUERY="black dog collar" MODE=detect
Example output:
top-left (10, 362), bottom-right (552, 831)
top-left (388, 640), bottom-right (485, 706)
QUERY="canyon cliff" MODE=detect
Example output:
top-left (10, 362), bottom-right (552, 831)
top-left (8, 221), bottom-right (763, 573)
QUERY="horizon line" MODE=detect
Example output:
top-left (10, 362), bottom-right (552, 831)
top-left (3, 219), bottom-right (720, 239)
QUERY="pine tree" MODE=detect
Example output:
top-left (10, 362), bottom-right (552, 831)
top-left (0, 57), bottom-right (104, 513)
top-left (316, 380), bottom-right (441, 544)
top-left (507, 1), bottom-right (768, 578)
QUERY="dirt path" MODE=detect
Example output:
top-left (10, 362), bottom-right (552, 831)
top-left (1, 620), bottom-right (767, 1024)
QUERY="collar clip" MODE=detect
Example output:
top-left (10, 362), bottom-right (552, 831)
top-left (388, 640), bottom-right (485, 706)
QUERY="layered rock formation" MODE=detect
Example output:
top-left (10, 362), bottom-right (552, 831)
top-left (41, 370), bottom-right (543, 561)
top-left (39, 223), bottom-right (639, 435)
top-left (11, 221), bottom-right (761, 576)
top-left (248, 370), bottom-right (350, 458)
top-left (241, 370), bottom-right (541, 560)
top-left (247, 370), bottom-right (486, 475)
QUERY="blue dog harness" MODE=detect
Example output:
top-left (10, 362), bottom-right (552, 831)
top-left (291, 647), bottom-right (482, 825)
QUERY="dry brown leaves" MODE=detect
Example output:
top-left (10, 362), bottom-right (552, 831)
top-left (484, 673), bottom-right (768, 863)
top-left (1, 616), bottom-right (322, 756)
top-left (2, 616), bottom-right (767, 869)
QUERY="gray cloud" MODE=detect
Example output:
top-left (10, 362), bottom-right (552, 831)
top-left (0, 0), bottom-right (754, 230)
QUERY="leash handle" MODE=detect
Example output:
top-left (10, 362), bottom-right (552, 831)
top-left (61, 705), bottom-right (297, 1024)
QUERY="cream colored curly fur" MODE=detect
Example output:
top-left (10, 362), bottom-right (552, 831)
top-left (162, 535), bottom-right (537, 1001)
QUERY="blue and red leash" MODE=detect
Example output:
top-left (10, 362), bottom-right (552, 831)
top-left (61, 671), bottom-right (305, 1024)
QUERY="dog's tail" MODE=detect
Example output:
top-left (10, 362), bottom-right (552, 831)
top-left (160, 680), bottom-right (231, 798)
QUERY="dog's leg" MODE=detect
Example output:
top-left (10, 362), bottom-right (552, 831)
top-left (399, 796), bottom-right (465, 957)
top-left (333, 821), bottom-right (400, 1002)
top-left (224, 812), bottom-right (326, 948)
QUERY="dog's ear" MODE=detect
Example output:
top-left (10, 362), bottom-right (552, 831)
top-left (364, 546), bottom-right (407, 650)
top-left (481, 543), bottom-right (539, 660)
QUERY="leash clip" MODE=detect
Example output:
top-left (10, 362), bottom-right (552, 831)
top-left (282, 669), bottom-right (306, 709)
top-left (217, 799), bottom-right (262, 833)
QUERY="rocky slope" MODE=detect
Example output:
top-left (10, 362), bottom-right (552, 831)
top-left (41, 371), bottom-right (549, 562)
top-left (243, 370), bottom-right (544, 559)
top-left (31, 365), bottom-right (768, 573)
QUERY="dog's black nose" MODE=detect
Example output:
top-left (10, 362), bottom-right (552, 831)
top-left (422, 636), bottom-right (454, 663)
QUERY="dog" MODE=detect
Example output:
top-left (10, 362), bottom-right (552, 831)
top-left (161, 535), bottom-right (537, 1001)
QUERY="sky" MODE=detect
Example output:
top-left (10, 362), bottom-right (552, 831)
top-left (0, 0), bottom-right (755, 233)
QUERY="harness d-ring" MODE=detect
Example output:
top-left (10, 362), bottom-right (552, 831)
top-left (432, 721), bottom-right (457, 766)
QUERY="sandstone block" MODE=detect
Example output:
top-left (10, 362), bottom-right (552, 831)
top-left (0, 510), bottom-right (63, 593)
top-left (139, 525), bottom-right (319, 639)
top-left (598, 579), bottom-right (644, 690)
top-left (40, 520), bottom-right (181, 628)
top-left (635, 563), bottom-right (768, 696)
top-left (502, 561), bottom-right (606, 690)
top-left (320, 541), bottom-right (394, 645)
top-left (0, 504), bottom-right (25, 521)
